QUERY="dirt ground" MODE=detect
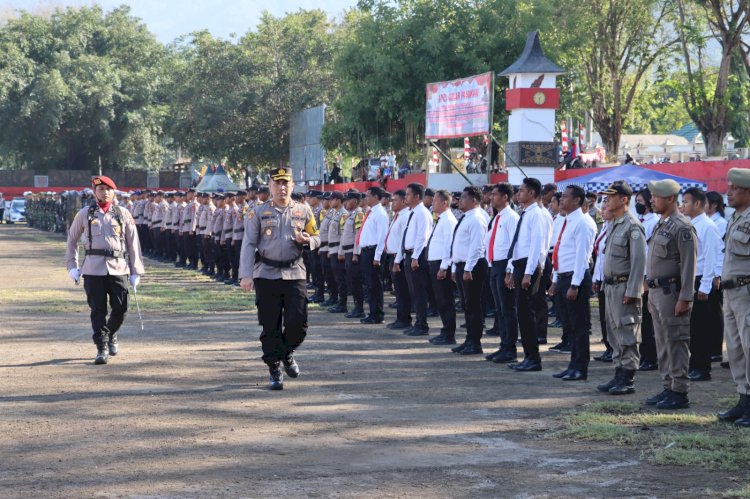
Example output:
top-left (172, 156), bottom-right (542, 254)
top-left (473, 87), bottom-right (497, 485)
top-left (0, 224), bottom-right (745, 498)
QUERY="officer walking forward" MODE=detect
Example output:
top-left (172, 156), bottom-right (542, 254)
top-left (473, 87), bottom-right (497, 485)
top-left (65, 176), bottom-right (145, 365)
top-left (239, 168), bottom-right (320, 390)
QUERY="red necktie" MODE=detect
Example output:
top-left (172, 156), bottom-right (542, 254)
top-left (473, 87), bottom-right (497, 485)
top-left (594, 227), bottom-right (607, 257)
top-left (552, 219), bottom-right (568, 271)
top-left (487, 213), bottom-right (501, 261)
top-left (355, 210), bottom-right (370, 246)
top-left (384, 213), bottom-right (398, 252)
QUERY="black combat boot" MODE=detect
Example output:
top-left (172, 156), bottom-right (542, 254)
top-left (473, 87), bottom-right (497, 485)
top-left (609, 369), bottom-right (636, 395)
top-left (597, 368), bottom-right (621, 392)
top-left (718, 394), bottom-right (749, 423)
top-left (268, 362), bottom-right (284, 390)
top-left (108, 333), bottom-right (119, 356)
top-left (95, 344), bottom-right (109, 365)
top-left (283, 354), bottom-right (300, 378)
top-left (656, 390), bottom-right (689, 410)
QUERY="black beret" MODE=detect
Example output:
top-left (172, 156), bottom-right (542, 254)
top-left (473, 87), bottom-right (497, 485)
top-left (330, 191), bottom-right (344, 200)
top-left (258, 186), bottom-right (270, 194)
top-left (345, 191), bottom-right (361, 201)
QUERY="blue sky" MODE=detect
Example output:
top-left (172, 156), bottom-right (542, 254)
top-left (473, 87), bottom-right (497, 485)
top-left (1, 0), bottom-right (358, 43)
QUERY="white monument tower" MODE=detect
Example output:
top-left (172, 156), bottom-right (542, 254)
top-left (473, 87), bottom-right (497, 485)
top-left (499, 31), bottom-right (565, 185)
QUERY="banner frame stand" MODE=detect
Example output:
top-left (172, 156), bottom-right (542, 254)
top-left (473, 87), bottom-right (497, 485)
top-left (428, 140), bottom-right (474, 186)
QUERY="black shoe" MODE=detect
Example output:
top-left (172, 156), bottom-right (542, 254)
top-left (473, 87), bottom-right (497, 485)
top-left (387, 321), bottom-right (412, 330)
top-left (645, 389), bottom-right (672, 406)
top-left (721, 361), bottom-right (730, 369)
top-left (268, 364), bottom-right (284, 390)
top-left (94, 348), bottom-right (109, 365)
top-left (283, 356), bottom-right (300, 378)
top-left (711, 355), bottom-right (723, 363)
top-left (310, 293), bottom-right (325, 303)
top-left (594, 350), bottom-right (613, 362)
top-left (427, 309), bottom-right (439, 317)
top-left (548, 319), bottom-right (562, 328)
top-left (657, 391), bottom-right (689, 410)
top-left (405, 327), bottom-right (429, 336)
top-left (484, 328), bottom-right (501, 337)
top-left (459, 344), bottom-right (483, 355)
top-left (345, 308), bottom-right (366, 319)
top-left (328, 305), bottom-right (348, 314)
top-left (638, 360), bottom-right (658, 371)
top-left (492, 351), bottom-right (518, 363)
top-left (224, 278), bottom-right (238, 285)
top-left (360, 316), bottom-right (384, 324)
top-left (549, 342), bottom-right (568, 353)
top-left (609, 370), bottom-right (636, 395)
top-left (513, 358), bottom-right (542, 372)
top-left (537, 337), bottom-right (548, 345)
top-left (485, 350), bottom-right (503, 361)
top-left (451, 342), bottom-right (468, 353)
top-left (718, 394), bottom-right (749, 423)
top-left (431, 336), bottom-right (457, 346)
top-left (321, 298), bottom-right (337, 307)
top-left (688, 369), bottom-right (711, 381)
top-left (553, 368), bottom-right (572, 379)
top-left (562, 369), bottom-right (587, 381)
top-left (460, 323), bottom-right (467, 329)
top-left (108, 335), bottom-right (118, 356)
top-left (597, 369), bottom-right (621, 392)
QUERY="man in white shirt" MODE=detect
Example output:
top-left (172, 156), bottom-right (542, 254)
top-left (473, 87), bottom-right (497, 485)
top-left (485, 183), bottom-right (521, 363)
top-left (706, 190), bottom-right (727, 363)
top-left (549, 185), bottom-right (597, 380)
top-left (426, 190), bottom-right (458, 345)
top-left (450, 186), bottom-right (490, 354)
top-left (681, 188), bottom-right (723, 381)
top-left (385, 190), bottom-right (412, 330)
top-left (355, 187), bottom-right (390, 324)
top-left (636, 188), bottom-right (659, 372)
top-left (394, 183), bottom-right (433, 335)
top-left (505, 178), bottom-right (552, 371)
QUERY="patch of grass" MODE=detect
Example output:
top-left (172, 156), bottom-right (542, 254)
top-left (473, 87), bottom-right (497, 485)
top-left (723, 484), bottom-right (750, 498)
top-left (550, 401), bottom-right (750, 471)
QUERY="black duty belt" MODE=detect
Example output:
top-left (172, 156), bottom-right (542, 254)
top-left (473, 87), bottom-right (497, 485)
top-left (85, 249), bottom-right (125, 258)
top-left (647, 277), bottom-right (680, 289)
top-left (260, 255), bottom-right (302, 268)
top-left (722, 276), bottom-right (750, 290)
top-left (234, 229), bottom-right (244, 233)
top-left (361, 245), bottom-right (377, 251)
top-left (404, 249), bottom-right (414, 256)
top-left (557, 271), bottom-right (574, 279)
top-left (604, 275), bottom-right (629, 285)
top-left (342, 244), bottom-right (354, 251)
top-left (328, 242), bottom-right (340, 247)
top-left (198, 226), bottom-right (206, 230)
top-left (165, 223), bottom-right (172, 227)
top-left (183, 218), bottom-right (192, 223)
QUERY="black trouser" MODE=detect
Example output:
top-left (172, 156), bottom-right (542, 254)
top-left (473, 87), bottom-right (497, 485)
top-left (215, 240), bottom-right (228, 276)
top-left (690, 280), bottom-right (721, 372)
top-left (361, 246), bottom-right (384, 320)
top-left (203, 236), bottom-right (214, 271)
top-left (598, 290), bottom-right (612, 351)
top-left (513, 259), bottom-right (542, 361)
top-left (554, 291), bottom-right (570, 345)
top-left (330, 252), bottom-right (348, 307)
top-left (83, 274), bottom-right (129, 347)
top-left (226, 242), bottom-right (235, 279)
top-left (254, 278), bottom-right (308, 366)
top-left (185, 233), bottom-right (199, 267)
top-left (312, 248), bottom-right (324, 294)
top-left (557, 271), bottom-right (592, 372)
top-left (390, 255), bottom-right (412, 324)
top-left (490, 260), bottom-right (518, 351)
top-left (711, 289), bottom-right (724, 358)
top-left (231, 239), bottom-right (241, 278)
top-left (344, 252), bottom-right (364, 310)
top-left (404, 250), bottom-right (430, 331)
top-left (150, 228), bottom-right (159, 255)
top-left (455, 259), bottom-right (488, 346)
top-left (382, 252), bottom-right (393, 290)
top-left (534, 255), bottom-right (552, 341)
top-left (429, 260), bottom-right (456, 337)
top-left (176, 233), bottom-right (185, 263)
top-left (137, 224), bottom-right (150, 252)
top-left (639, 291), bottom-right (657, 363)
top-left (321, 249), bottom-right (336, 299)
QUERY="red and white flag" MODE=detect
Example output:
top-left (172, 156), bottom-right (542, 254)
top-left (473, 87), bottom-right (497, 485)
top-left (578, 123), bottom-right (586, 152)
top-left (561, 122), bottom-right (568, 153)
top-left (464, 137), bottom-right (470, 160)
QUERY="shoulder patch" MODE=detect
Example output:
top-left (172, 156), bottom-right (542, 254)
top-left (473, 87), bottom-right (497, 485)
top-left (631, 229), bottom-right (641, 240)
top-left (680, 228), bottom-right (693, 242)
top-left (248, 210), bottom-right (255, 219)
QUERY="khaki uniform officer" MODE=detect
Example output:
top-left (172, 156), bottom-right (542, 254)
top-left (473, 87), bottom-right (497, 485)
top-left (644, 179), bottom-right (697, 410)
top-left (597, 181), bottom-right (646, 395)
top-left (327, 192), bottom-right (348, 313)
top-left (66, 176), bottom-right (145, 365)
top-left (339, 192), bottom-right (365, 319)
top-left (240, 167), bottom-right (320, 390)
top-left (718, 168), bottom-right (750, 426)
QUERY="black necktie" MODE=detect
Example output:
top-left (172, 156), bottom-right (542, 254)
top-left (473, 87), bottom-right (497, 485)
top-left (427, 217), bottom-right (440, 249)
top-left (449, 215), bottom-right (466, 259)
top-left (401, 210), bottom-right (414, 253)
top-left (506, 209), bottom-right (526, 261)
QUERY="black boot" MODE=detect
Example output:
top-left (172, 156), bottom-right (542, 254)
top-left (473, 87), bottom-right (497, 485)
top-left (597, 368), bottom-right (621, 392)
top-left (609, 369), bottom-right (636, 395)
top-left (268, 363), bottom-right (284, 390)
top-left (108, 333), bottom-right (119, 356)
top-left (95, 344), bottom-right (109, 365)
top-left (718, 394), bottom-right (749, 423)
top-left (283, 354), bottom-right (300, 378)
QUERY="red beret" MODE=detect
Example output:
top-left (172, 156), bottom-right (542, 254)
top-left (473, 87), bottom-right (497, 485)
top-left (92, 176), bottom-right (117, 190)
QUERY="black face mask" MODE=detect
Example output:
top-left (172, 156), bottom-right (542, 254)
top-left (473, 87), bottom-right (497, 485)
top-left (635, 202), bottom-right (647, 215)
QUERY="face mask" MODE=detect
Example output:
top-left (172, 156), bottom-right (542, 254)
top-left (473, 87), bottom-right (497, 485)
top-left (635, 202), bottom-right (646, 215)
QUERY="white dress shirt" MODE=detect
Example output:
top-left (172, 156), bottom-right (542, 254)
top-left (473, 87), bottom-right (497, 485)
top-left (427, 209), bottom-right (458, 269)
top-left (450, 206), bottom-right (487, 272)
top-left (691, 212), bottom-right (722, 294)
top-left (592, 222), bottom-right (609, 283)
top-left (356, 203), bottom-right (389, 260)
top-left (396, 202), bottom-right (432, 263)
top-left (552, 208), bottom-right (596, 285)
top-left (507, 203), bottom-right (551, 275)
top-left (550, 212), bottom-right (566, 252)
top-left (384, 208), bottom-right (408, 255)
top-left (485, 206), bottom-right (520, 262)
top-left (640, 212), bottom-right (658, 241)
top-left (710, 211), bottom-right (728, 238)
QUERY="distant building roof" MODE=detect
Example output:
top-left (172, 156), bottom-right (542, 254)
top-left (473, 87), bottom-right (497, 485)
top-left (620, 134), bottom-right (690, 148)
top-left (672, 122), bottom-right (701, 143)
top-left (499, 31), bottom-right (565, 76)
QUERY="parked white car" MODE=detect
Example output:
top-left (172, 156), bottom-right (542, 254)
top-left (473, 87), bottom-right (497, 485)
top-left (4, 197), bottom-right (26, 223)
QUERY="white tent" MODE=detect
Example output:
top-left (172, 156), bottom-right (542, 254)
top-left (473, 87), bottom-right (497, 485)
top-left (195, 165), bottom-right (242, 192)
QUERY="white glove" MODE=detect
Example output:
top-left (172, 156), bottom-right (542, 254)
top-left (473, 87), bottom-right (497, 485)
top-left (68, 268), bottom-right (80, 284)
top-left (130, 274), bottom-right (140, 291)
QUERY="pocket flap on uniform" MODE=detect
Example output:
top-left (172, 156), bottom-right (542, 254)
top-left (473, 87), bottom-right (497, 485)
top-left (621, 314), bottom-right (638, 327)
top-left (733, 230), bottom-right (750, 244)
